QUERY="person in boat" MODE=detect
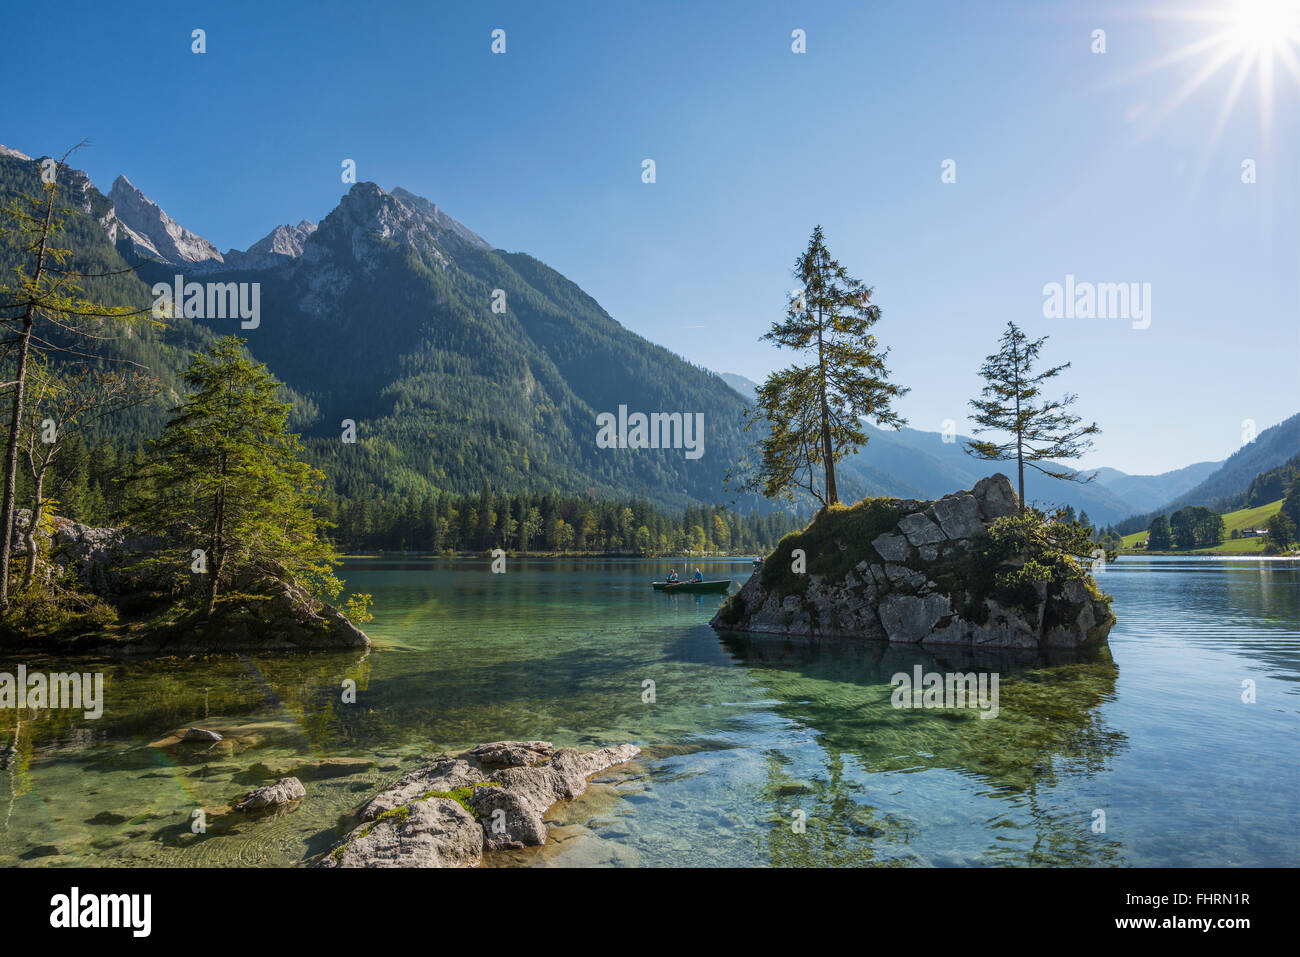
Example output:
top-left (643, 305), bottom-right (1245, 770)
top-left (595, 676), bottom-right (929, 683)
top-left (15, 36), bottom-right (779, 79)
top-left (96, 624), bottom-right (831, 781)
top-left (692, 568), bottom-right (703, 582)
top-left (666, 569), bottom-right (679, 583)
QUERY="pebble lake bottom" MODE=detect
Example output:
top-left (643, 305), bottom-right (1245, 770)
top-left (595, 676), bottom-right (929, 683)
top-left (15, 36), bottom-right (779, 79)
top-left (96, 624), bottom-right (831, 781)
top-left (0, 556), bottom-right (1296, 868)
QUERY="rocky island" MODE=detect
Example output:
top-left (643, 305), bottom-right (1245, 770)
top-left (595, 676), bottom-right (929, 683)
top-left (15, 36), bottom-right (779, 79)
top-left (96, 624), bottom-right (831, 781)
top-left (4, 511), bottom-right (369, 654)
top-left (712, 474), bottom-right (1115, 650)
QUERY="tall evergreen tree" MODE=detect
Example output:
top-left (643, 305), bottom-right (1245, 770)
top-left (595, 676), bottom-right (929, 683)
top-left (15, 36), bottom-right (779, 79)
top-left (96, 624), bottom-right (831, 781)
top-left (966, 321), bottom-right (1100, 510)
top-left (122, 337), bottom-right (338, 616)
top-left (739, 225), bottom-right (907, 508)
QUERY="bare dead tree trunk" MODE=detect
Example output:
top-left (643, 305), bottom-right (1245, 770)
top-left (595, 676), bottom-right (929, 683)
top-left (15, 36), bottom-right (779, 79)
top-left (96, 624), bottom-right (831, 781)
top-left (22, 471), bottom-right (43, 590)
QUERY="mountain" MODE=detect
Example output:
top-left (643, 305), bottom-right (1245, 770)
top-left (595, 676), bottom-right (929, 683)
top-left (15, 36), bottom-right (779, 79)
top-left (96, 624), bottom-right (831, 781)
top-left (720, 372), bottom-right (759, 402)
top-left (78, 169), bottom-right (761, 509)
top-left (108, 175), bottom-right (225, 268)
top-left (223, 220), bottom-right (317, 271)
top-left (6, 142), bottom-right (1291, 522)
top-left (0, 150), bottom-right (326, 449)
top-left (1145, 414), bottom-right (1300, 515)
top-left (1086, 462), bottom-right (1221, 514)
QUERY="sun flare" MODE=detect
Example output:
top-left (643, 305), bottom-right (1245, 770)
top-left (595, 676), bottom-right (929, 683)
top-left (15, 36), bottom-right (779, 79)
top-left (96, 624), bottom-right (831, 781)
top-left (1228, 0), bottom-right (1300, 54)
top-left (1131, 0), bottom-right (1300, 144)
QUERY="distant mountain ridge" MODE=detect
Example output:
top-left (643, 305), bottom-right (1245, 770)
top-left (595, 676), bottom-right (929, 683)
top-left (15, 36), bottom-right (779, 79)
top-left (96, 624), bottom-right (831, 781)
top-left (0, 144), bottom-right (765, 510)
top-left (718, 371), bottom-right (1298, 525)
top-left (3, 139), bottom-right (1293, 519)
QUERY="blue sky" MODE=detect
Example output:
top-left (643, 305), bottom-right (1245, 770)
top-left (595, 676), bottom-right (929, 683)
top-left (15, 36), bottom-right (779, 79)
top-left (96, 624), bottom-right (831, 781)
top-left (2, 0), bottom-right (1296, 474)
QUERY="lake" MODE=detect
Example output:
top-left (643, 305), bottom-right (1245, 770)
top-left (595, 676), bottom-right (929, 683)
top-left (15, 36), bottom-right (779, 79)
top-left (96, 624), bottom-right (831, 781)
top-left (1, 556), bottom-right (1296, 867)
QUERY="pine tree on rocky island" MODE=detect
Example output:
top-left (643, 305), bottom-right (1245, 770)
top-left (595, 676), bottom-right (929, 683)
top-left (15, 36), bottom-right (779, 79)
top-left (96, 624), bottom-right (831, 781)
top-left (738, 225), bottom-right (907, 508)
top-left (965, 321), bottom-right (1101, 510)
top-left (123, 337), bottom-right (346, 618)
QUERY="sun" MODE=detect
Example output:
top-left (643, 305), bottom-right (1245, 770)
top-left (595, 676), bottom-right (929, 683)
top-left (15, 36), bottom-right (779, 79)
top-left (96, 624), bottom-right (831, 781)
top-left (1228, 0), bottom-right (1300, 54)
top-left (1123, 0), bottom-right (1300, 146)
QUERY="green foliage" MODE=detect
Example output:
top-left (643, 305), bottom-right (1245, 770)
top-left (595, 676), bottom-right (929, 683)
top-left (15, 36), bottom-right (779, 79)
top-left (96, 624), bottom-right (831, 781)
top-left (0, 568), bottom-right (118, 639)
top-left (419, 781), bottom-right (502, 819)
top-left (1244, 454), bottom-right (1300, 508)
top-left (971, 509), bottom-right (1105, 612)
top-left (1147, 513), bottom-right (1172, 549)
top-left (965, 321), bottom-right (1100, 506)
top-left (1169, 506), bottom-right (1224, 548)
top-left (121, 337), bottom-right (340, 615)
top-left (326, 488), bottom-right (803, 556)
top-left (1266, 512), bottom-right (1296, 550)
top-left (342, 592), bottom-right (375, 624)
top-left (1283, 473), bottom-right (1300, 530)
top-left (761, 496), bottom-right (907, 596)
top-left (734, 225), bottom-right (907, 507)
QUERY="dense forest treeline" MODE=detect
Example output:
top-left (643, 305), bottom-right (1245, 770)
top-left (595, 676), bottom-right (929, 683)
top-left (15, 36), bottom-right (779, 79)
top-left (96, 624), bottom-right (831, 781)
top-left (18, 432), bottom-right (803, 556)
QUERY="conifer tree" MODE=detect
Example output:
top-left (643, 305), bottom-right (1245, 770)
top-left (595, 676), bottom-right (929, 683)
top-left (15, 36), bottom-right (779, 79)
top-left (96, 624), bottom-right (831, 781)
top-left (123, 337), bottom-right (339, 616)
top-left (966, 321), bottom-right (1100, 510)
top-left (739, 225), bottom-right (907, 507)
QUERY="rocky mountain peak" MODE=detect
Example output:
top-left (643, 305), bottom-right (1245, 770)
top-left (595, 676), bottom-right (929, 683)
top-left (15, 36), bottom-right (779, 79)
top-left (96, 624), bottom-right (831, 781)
top-left (305, 182), bottom-right (489, 273)
top-left (223, 219), bottom-right (317, 271)
top-left (391, 187), bottom-right (492, 250)
top-left (108, 174), bottom-right (224, 267)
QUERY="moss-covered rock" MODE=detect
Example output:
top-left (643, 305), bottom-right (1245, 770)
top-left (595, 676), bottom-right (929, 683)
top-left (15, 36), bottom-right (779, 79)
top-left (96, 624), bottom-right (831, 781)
top-left (711, 474), bottom-right (1115, 651)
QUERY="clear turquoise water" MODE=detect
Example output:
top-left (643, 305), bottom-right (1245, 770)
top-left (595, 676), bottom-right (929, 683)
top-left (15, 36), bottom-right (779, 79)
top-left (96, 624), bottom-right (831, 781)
top-left (0, 556), bottom-right (1296, 867)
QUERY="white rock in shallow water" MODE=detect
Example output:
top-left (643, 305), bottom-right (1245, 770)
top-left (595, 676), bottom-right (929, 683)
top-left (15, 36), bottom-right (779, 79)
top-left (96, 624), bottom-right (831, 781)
top-left (236, 776), bottom-right (305, 811)
top-left (468, 740), bottom-right (554, 767)
top-left (319, 742), bottom-right (640, 867)
top-left (182, 727), bottom-right (223, 743)
top-left (324, 798), bottom-right (483, 868)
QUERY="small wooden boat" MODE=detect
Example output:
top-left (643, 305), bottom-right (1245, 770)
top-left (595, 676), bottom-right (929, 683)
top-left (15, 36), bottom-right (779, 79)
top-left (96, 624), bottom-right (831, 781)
top-left (652, 579), bottom-right (731, 593)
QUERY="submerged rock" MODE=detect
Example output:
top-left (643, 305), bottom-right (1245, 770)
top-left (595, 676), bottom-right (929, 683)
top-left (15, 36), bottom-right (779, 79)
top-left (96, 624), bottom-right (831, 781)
top-left (712, 474), bottom-right (1114, 651)
top-left (316, 741), bottom-right (640, 868)
top-left (236, 776), bottom-right (306, 811)
top-left (182, 728), bottom-right (223, 743)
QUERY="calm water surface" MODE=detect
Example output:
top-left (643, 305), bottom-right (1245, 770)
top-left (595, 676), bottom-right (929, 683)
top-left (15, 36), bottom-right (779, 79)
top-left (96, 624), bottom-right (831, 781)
top-left (1, 556), bottom-right (1296, 867)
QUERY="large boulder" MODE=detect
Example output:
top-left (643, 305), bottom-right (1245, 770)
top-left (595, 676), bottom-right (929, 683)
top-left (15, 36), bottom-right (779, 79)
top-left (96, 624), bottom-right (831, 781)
top-left (316, 741), bottom-right (640, 867)
top-left (320, 798), bottom-right (484, 869)
top-left (358, 757), bottom-right (485, 821)
top-left (469, 744), bottom-right (641, 851)
top-left (12, 510), bottom-right (165, 597)
top-left (712, 474), bottom-right (1115, 651)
